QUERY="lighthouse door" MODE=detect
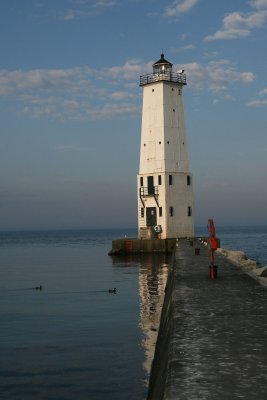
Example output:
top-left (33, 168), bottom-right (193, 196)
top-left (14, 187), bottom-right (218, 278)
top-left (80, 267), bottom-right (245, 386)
top-left (146, 207), bottom-right (157, 227)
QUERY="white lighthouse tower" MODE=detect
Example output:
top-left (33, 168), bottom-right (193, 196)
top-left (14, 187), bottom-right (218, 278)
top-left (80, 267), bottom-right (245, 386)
top-left (137, 54), bottom-right (194, 240)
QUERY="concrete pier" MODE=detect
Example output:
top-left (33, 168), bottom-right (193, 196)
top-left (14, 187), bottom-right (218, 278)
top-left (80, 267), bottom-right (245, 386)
top-left (109, 238), bottom-right (177, 255)
top-left (148, 238), bottom-right (267, 400)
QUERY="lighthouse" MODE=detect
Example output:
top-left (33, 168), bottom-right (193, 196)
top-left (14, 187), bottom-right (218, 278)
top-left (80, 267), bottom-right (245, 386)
top-left (137, 54), bottom-right (194, 240)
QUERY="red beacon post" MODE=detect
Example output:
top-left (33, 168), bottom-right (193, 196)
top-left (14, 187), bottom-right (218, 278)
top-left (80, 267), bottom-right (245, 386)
top-left (207, 219), bottom-right (219, 279)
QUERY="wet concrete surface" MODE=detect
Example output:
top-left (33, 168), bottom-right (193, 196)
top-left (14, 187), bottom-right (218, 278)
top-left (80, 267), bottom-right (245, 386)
top-left (164, 239), bottom-right (267, 400)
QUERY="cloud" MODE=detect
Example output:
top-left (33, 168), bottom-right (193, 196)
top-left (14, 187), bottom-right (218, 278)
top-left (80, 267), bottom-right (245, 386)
top-left (94, 0), bottom-right (118, 8)
top-left (0, 58), bottom-right (255, 121)
top-left (247, 86), bottom-right (267, 107)
top-left (205, 10), bottom-right (267, 41)
top-left (177, 59), bottom-right (255, 96)
top-left (206, 0), bottom-right (267, 42)
top-left (0, 62), bottom-right (144, 121)
top-left (110, 91), bottom-right (136, 100)
top-left (250, 0), bottom-right (267, 9)
top-left (247, 99), bottom-right (267, 107)
top-left (259, 88), bottom-right (267, 95)
top-left (105, 58), bottom-right (151, 80)
top-left (61, 0), bottom-right (118, 20)
top-left (0, 67), bottom-right (93, 95)
top-left (171, 44), bottom-right (196, 52)
top-left (164, 0), bottom-right (199, 17)
top-left (106, 58), bottom-right (254, 102)
top-left (87, 103), bottom-right (139, 119)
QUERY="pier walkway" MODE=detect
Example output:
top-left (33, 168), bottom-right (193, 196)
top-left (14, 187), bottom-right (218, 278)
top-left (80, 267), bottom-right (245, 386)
top-left (148, 239), bottom-right (267, 400)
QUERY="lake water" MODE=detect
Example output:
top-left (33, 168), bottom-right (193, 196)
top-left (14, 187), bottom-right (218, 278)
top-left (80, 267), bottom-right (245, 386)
top-left (0, 229), bottom-right (169, 400)
top-left (0, 226), bottom-right (267, 400)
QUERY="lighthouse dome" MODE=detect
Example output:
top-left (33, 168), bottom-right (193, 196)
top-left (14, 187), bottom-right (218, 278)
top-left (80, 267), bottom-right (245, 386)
top-left (153, 53), bottom-right (173, 74)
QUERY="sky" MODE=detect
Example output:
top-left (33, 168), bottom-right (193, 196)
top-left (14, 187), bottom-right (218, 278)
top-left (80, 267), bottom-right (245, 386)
top-left (0, 0), bottom-right (267, 230)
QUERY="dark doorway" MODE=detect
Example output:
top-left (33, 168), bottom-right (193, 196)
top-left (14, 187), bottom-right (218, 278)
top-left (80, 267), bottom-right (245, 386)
top-left (146, 207), bottom-right (157, 227)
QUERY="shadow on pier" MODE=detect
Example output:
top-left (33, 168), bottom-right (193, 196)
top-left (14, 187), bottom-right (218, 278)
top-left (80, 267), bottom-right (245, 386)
top-left (148, 238), bottom-right (267, 400)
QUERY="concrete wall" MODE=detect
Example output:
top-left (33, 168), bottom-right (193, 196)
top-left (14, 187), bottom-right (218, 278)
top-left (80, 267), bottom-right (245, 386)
top-left (146, 250), bottom-right (176, 400)
top-left (109, 238), bottom-right (176, 255)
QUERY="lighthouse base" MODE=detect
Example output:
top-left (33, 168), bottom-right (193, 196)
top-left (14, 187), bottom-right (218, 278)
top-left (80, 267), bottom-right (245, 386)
top-left (108, 238), bottom-right (177, 255)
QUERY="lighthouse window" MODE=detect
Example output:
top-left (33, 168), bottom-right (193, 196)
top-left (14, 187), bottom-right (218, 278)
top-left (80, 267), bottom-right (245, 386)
top-left (169, 206), bottom-right (174, 217)
top-left (140, 177), bottom-right (143, 187)
top-left (173, 109), bottom-right (175, 112)
top-left (187, 176), bottom-right (191, 186)
top-left (167, 141), bottom-right (170, 144)
top-left (188, 206), bottom-right (192, 216)
top-left (159, 207), bottom-right (162, 217)
top-left (152, 89), bottom-right (154, 92)
top-left (141, 208), bottom-right (144, 218)
top-left (169, 175), bottom-right (173, 185)
top-left (158, 175), bottom-right (162, 185)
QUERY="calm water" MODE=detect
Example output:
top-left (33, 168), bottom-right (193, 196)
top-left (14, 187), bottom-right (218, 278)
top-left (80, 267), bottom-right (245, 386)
top-left (0, 229), bottom-right (169, 400)
top-left (0, 227), bottom-right (267, 400)
top-left (195, 225), bottom-right (267, 266)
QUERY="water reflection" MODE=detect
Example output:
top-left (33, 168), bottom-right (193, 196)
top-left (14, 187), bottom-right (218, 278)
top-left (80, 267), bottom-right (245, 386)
top-left (111, 253), bottom-right (169, 387)
top-left (138, 255), bottom-right (169, 377)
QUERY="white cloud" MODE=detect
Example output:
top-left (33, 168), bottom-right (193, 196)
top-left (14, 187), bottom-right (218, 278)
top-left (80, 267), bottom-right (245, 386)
top-left (171, 44), bottom-right (196, 52)
top-left (94, 0), bottom-right (118, 8)
top-left (177, 59), bottom-right (255, 95)
top-left (110, 91), bottom-right (135, 100)
top-left (181, 44), bottom-right (195, 50)
top-left (0, 62), bottom-right (144, 121)
top-left (164, 0), bottom-right (199, 17)
top-left (63, 99), bottom-right (80, 110)
top-left (87, 103), bottom-right (139, 119)
top-left (259, 88), bottom-right (267, 95)
top-left (205, 10), bottom-right (267, 41)
top-left (61, 0), bottom-right (118, 20)
top-left (0, 58), bottom-right (255, 121)
top-left (247, 87), bottom-right (267, 107)
top-left (247, 99), bottom-right (267, 106)
top-left (105, 58), bottom-right (151, 80)
top-left (250, 0), bottom-right (267, 9)
top-left (0, 68), bottom-right (91, 95)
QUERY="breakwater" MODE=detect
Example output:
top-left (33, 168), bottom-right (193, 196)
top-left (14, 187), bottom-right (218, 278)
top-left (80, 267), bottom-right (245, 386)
top-left (147, 238), bottom-right (267, 400)
top-left (109, 238), bottom-right (176, 255)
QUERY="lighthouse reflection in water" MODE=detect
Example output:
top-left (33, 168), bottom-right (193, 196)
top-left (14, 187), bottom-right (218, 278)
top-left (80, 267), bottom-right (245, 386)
top-left (138, 254), bottom-right (169, 378)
